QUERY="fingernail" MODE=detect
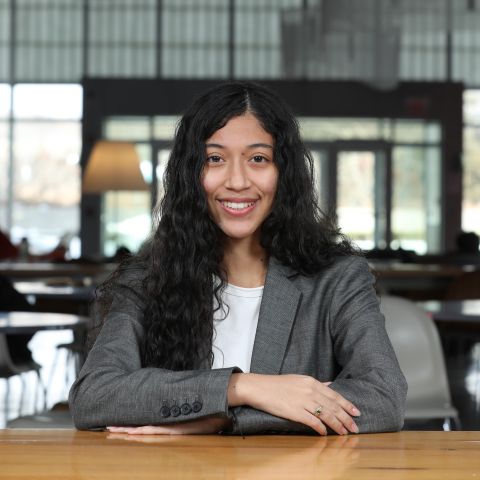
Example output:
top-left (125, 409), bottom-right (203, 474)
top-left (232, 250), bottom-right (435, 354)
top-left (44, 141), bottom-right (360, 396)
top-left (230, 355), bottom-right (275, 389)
top-left (352, 407), bottom-right (361, 416)
top-left (352, 424), bottom-right (359, 433)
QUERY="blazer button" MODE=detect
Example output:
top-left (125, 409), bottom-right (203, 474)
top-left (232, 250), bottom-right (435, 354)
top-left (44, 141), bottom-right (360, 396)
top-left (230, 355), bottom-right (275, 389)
top-left (160, 406), bottom-right (171, 418)
top-left (180, 403), bottom-right (192, 415)
top-left (170, 405), bottom-right (181, 417)
top-left (192, 401), bottom-right (203, 413)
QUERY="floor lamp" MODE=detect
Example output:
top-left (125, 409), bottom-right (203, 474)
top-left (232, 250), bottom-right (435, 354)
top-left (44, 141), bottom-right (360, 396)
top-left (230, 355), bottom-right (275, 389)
top-left (82, 141), bottom-right (149, 255)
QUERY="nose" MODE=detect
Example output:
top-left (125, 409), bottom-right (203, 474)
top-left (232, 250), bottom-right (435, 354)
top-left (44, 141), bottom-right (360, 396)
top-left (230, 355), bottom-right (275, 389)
top-left (225, 159), bottom-right (251, 191)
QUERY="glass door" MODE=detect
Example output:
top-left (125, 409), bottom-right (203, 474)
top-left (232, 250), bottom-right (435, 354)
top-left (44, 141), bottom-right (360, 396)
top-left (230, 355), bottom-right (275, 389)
top-left (391, 145), bottom-right (441, 254)
top-left (334, 141), bottom-right (392, 250)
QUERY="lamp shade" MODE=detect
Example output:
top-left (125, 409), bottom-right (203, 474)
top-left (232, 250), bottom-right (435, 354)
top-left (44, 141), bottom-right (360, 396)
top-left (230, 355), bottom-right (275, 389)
top-left (82, 141), bottom-right (149, 193)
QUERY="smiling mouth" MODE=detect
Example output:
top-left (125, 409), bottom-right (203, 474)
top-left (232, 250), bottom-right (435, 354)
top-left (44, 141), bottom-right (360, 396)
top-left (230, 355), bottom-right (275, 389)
top-left (221, 201), bottom-right (256, 209)
top-left (218, 200), bottom-right (258, 214)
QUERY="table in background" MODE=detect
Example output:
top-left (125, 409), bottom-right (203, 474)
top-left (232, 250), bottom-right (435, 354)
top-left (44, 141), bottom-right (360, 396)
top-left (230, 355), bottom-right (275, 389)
top-left (418, 299), bottom-right (480, 343)
top-left (0, 311), bottom-right (90, 378)
top-left (0, 430), bottom-right (478, 479)
top-left (0, 311), bottom-right (89, 334)
top-left (372, 262), bottom-right (476, 300)
top-left (0, 261), bottom-right (115, 282)
top-left (418, 298), bottom-right (480, 358)
top-left (14, 282), bottom-right (95, 315)
top-left (419, 299), bottom-right (480, 324)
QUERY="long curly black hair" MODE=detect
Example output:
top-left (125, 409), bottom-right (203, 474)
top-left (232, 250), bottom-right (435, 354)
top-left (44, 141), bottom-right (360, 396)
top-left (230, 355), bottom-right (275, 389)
top-left (90, 81), bottom-right (357, 371)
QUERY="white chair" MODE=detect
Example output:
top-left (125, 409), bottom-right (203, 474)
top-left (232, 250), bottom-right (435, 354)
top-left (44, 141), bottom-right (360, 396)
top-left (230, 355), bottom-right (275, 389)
top-left (379, 295), bottom-right (460, 430)
top-left (0, 333), bottom-right (45, 414)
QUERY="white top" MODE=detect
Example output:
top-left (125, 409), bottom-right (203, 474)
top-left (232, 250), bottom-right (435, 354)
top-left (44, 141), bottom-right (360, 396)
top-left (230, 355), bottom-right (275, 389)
top-left (212, 283), bottom-right (264, 373)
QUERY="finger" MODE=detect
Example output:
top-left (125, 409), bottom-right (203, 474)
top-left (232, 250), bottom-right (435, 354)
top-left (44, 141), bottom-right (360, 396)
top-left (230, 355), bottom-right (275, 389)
top-left (122, 426), bottom-right (154, 434)
top-left (109, 425), bottom-right (173, 435)
top-left (325, 403), bottom-right (359, 434)
top-left (106, 426), bottom-right (129, 433)
top-left (106, 433), bottom-right (172, 444)
top-left (320, 389), bottom-right (361, 417)
top-left (321, 387), bottom-right (359, 412)
top-left (128, 425), bottom-right (174, 435)
top-left (313, 407), bottom-right (348, 435)
top-left (299, 410), bottom-right (327, 436)
top-left (309, 400), bottom-right (358, 435)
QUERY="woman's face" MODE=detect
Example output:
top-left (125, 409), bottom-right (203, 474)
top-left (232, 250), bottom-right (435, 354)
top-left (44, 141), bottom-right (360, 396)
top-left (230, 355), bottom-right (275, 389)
top-left (202, 112), bottom-right (278, 244)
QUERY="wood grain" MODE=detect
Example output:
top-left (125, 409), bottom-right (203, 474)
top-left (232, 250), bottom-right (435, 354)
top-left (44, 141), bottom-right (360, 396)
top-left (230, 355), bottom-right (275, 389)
top-left (0, 430), bottom-right (479, 479)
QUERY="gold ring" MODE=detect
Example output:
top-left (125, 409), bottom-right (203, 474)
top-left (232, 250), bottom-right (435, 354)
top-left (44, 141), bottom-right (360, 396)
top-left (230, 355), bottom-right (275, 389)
top-left (313, 406), bottom-right (323, 418)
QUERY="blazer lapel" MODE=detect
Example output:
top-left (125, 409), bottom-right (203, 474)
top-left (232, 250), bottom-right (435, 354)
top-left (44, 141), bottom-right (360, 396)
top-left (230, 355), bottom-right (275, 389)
top-left (250, 258), bottom-right (302, 374)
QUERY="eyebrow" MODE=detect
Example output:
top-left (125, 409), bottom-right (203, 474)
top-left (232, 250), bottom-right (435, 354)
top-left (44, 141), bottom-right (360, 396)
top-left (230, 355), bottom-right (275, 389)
top-left (205, 142), bottom-right (273, 150)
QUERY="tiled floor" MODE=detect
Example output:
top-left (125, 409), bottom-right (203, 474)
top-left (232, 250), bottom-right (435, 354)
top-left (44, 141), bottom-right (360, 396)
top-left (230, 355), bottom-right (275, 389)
top-left (1, 331), bottom-right (480, 431)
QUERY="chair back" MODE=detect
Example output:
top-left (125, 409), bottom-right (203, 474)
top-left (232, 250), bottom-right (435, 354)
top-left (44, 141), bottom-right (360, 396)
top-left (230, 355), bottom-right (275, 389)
top-left (380, 295), bottom-right (456, 419)
top-left (0, 333), bottom-right (21, 378)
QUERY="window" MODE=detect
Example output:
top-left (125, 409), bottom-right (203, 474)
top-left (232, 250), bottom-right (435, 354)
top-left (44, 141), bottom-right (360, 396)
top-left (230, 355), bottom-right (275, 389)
top-left (102, 116), bottom-right (157, 256)
top-left (337, 151), bottom-right (376, 249)
top-left (101, 115), bottom-right (181, 255)
top-left (463, 90), bottom-right (480, 240)
top-left (102, 114), bottom-right (443, 255)
top-left (162, 0), bottom-right (229, 78)
top-left (299, 116), bottom-right (442, 253)
top-left (10, 84), bottom-right (82, 256)
top-left (391, 146), bottom-right (441, 254)
top-left (0, 84), bottom-right (10, 230)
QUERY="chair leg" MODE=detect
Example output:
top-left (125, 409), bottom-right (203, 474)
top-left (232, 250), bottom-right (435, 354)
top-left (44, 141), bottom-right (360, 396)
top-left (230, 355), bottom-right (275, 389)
top-left (47, 347), bottom-right (62, 395)
top-left (65, 348), bottom-right (81, 394)
top-left (452, 415), bottom-right (462, 431)
top-left (65, 349), bottom-right (73, 390)
top-left (442, 417), bottom-right (455, 431)
top-left (3, 379), bottom-right (9, 426)
top-left (35, 369), bottom-right (47, 411)
top-left (19, 374), bottom-right (26, 417)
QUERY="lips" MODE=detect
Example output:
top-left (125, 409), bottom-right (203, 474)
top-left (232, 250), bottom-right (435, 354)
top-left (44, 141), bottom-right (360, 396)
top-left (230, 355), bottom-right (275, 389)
top-left (218, 199), bottom-right (258, 216)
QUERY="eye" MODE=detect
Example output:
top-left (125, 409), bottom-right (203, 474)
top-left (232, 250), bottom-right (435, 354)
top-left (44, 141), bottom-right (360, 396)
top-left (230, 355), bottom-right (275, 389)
top-left (206, 155), bottom-right (223, 164)
top-left (250, 155), bottom-right (268, 164)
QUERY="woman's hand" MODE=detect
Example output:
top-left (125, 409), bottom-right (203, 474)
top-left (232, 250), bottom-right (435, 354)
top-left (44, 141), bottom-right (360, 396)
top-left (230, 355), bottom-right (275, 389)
top-left (228, 373), bottom-right (360, 436)
top-left (107, 416), bottom-right (231, 435)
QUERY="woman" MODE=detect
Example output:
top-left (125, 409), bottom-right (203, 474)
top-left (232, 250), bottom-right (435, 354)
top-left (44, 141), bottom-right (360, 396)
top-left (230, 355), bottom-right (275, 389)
top-left (70, 82), bottom-right (407, 435)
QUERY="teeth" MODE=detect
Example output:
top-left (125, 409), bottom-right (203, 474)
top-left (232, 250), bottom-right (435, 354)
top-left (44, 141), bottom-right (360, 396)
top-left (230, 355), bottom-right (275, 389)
top-left (221, 201), bottom-right (255, 210)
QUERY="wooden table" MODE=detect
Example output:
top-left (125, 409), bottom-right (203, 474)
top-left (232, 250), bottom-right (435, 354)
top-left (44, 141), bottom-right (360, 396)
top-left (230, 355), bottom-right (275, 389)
top-left (14, 282), bottom-right (95, 303)
top-left (0, 261), bottom-right (115, 281)
top-left (419, 299), bottom-right (480, 354)
top-left (371, 262), bottom-right (475, 300)
top-left (420, 300), bottom-right (480, 325)
top-left (13, 282), bottom-right (95, 315)
top-left (0, 311), bottom-right (89, 334)
top-left (0, 430), bottom-right (478, 479)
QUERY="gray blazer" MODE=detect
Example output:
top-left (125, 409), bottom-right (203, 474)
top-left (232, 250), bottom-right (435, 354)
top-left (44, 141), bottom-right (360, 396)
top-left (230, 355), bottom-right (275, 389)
top-left (69, 256), bottom-right (407, 434)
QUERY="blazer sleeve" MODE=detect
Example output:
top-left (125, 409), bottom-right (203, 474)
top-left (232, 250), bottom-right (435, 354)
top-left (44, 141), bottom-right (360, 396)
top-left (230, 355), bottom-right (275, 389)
top-left (327, 257), bottom-right (407, 433)
top-left (227, 257), bottom-right (407, 435)
top-left (69, 285), bottom-right (238, 430)
top-left (228, 408), bottom-right (315, 435)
